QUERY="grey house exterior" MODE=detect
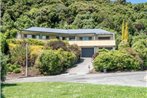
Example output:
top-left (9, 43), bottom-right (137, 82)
top-left (18, 27), bottom-right (116, 57)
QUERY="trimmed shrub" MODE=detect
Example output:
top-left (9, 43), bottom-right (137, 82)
top-left (93, 50), bottom-right (141, 72)
top-left (37, 50), bottom-right (63, 75)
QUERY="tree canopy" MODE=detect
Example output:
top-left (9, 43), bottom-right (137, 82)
top-left (1, 0), bottom-right (147, 38)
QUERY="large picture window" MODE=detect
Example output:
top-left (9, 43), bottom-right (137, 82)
top-left (80, 37), bottom-right (92, 40)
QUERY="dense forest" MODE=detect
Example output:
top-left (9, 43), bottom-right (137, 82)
top-left (1, 0), bottom-right (147, 38)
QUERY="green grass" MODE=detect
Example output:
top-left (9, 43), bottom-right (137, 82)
top-left (2, 82), bottom-right (147, 98)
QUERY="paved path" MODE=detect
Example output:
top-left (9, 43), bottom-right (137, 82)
top-left (6, 71), bottom-right (147, 87)
top-left (67, 58), bottom-right (93, 75)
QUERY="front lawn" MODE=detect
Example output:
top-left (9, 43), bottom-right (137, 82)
top-left (2, 82), bottom-right (147, 98)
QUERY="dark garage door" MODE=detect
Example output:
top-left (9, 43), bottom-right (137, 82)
top-left (81, 48), bottom-right (94, 57)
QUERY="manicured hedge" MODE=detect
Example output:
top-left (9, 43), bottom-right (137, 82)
top-left (93, 50), bottom-right (141, 72)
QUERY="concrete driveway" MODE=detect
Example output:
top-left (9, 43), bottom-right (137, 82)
top-left (67, 58), bottom-right (93, 75)
top-left (6, 71), bottom-right (147, 87)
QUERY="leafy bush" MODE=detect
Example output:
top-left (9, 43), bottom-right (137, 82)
top-left (30, 45), bottom-right (44, 66)
top-left (132, 39), bottom-right (147, 69)
top-left (45, 39), bottom-right (80, 62)
top-left (45, 39), bottom-right (69, 51)
top-left (7, 63), bottom-right (21, 73)
top-left (93, 50), bottom-right (141, 72)
top-left (7, 39), bottom-right (45, 46)
top-left (56, 49), bottom-right (77, 68)
top-left (10, 44), bottom-right (29, 67)
top-left (37, 49), bottom-right (77, 75)
top-left (9, 43), bottom-right (43, 67)
top-left (37, 50), bottom-right (63, 75)
top-left (68, 44), bottom-right (81, 61)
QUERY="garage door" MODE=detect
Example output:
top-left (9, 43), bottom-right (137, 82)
top-left (81, 48), bottom-right (94, 57)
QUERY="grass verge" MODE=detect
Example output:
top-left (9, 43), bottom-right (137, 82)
top-left (2, 82), bottom-right (147, 98)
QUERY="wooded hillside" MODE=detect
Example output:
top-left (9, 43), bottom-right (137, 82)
top-left (1, 0), bottom-right (147, 38)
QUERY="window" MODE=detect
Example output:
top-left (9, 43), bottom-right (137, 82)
top-left (46, 36), bottom-right (49, 39)
top-left (80, 37), bottom-right (92, 40)
top-left (32, 35), bottom-right (36, 39)
top-left (69, 36), bottom-right (75, 40)
top-left (24, 34), bottom-right (27, 38)
top-left (98, 37), bottom-right (110, 40)
top-left (62, 37), bottom-right (66, 40)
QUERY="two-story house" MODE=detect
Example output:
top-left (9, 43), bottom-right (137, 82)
top-left (18, 27), bottom-right (115, 57)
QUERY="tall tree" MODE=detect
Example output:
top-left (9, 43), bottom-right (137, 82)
top-left (121, 20), bottom-right (125, 40)
top-left (124, 22), bottom-right (129, 42)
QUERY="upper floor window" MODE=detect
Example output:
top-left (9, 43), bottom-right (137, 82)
top-left (98, 37), bottom-right (110, 40)
top-left (80, 37), bottom-right (92, 40)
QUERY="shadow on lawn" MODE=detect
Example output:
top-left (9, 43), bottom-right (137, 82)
top-left (1, 83), bottom-right (17, 98)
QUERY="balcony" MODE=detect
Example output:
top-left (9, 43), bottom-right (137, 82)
top-left (68, 40), bottom-right (115, 47)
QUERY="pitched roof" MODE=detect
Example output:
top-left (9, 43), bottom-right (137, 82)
top-left (23, 27), bottom-right (113, 35)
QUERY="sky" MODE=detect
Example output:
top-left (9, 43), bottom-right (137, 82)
top-left (127, 0), bottom-right (147, 4)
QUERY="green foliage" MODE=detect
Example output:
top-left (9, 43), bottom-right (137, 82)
top-left (132, 38), bottom-right (147, 69)
top-left (37, 49), bottom-right (77, 75)
top-left (10, 44), bottom-right (28, 67)
top-left (56, 49), bottom-right (77, 68)
top-left (118, 41), bottom-right (130, 49)
top-left (45, 39), bottom-right (81, 61)
top-left (37, 50), bottom-right (63, 75)
top-left (1, 0), bottom-right (147, 36)
top-left (0, 52), bottom-right (8, 81)
top-left (7, 39), bottom-right (45, 46)
top-left (0, 33), bottom-right (9, 54)
top-left (45, 39), bottom-right (69, 51)
top-left (7, 63), bottom-right (21, 73)
top-left (93, 50), bottom-right (141, 72)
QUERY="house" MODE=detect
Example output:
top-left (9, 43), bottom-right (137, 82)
top-left (18, 27), bottom-right (116, 57)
